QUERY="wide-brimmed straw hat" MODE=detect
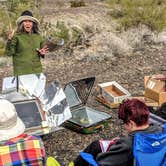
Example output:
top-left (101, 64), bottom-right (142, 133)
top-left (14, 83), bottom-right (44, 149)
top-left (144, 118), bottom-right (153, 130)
top-left (16, 10), bottom-right (39, 26)
top-left (0, 99), bottom-right (25, 141)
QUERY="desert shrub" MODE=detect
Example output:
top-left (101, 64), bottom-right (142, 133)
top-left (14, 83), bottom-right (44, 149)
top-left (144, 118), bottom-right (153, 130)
top-left (53, 1), bottom-right (64, 8)
top-left (40, 20), bottom-right (86, 49)
top-left (55, 21), bottom-right (69, 42)
top-left (54, 23), bottom-right (85, 46)
top-left (0, 40), bottom-right (5, 49)
top-left (71, 26), bottom-right (85, 46)
top-left (0, 40), bottom-right (5, 56)
top-left (40, 21), bottom-right (70, 45)
top-left (107, 0), bottom-right (166, 32)
top-left (0, 49), bottom-right (5, 56)
top-left (70, 0), bottom-right (85, 8)
top-left (0, 59), bottom-right (7, 66)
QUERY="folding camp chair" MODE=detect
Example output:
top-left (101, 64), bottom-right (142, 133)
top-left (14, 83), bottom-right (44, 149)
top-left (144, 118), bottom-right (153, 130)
top-left (133, 124), bottom-right (166, 166)
top-left (79, 139), bottom-right (120, 166)
top-left (46, 157), bottom-right (74, 166)
top-left (46, 157), bottom-right (61, 166)
top-left (80, 152), bottom-right (99, 166)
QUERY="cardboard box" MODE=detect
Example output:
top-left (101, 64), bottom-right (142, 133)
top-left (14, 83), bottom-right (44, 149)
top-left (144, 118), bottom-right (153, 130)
top-left (98, 81), bottom-right (131, 103)
top-left (144, 75), bottom-right (166, 106)
top-left (132, 96), bottom-right (159, 107)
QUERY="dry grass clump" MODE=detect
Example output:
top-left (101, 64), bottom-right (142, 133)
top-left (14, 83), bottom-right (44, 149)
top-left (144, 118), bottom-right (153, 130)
top-left (107, 0), bottom-right (166, 32)
top-left (70, 0), bottom-right (86, 8)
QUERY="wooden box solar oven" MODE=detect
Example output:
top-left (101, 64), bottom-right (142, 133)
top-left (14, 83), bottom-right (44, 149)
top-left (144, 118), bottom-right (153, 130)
top-left (98, 81), bottom-right (131, 103)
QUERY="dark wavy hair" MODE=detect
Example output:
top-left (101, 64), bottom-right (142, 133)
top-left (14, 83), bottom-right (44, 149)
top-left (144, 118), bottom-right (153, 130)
top-left (16, 21), bottom-right (39, 34)
top-left (118, 99), bottom-right (150, 126)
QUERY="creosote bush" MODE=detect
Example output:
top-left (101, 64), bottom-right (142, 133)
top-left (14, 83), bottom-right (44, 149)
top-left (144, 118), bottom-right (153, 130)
top-left (0, 40), bottom-right (5, 56)
top-left (70, 0), bottom-right (85, 8)
top-left (107, 0), bottom-right (166, 32)
top-left (55, 21), bottom-right (69, 42)
top-left (40, 21), bottom-right (85, 48)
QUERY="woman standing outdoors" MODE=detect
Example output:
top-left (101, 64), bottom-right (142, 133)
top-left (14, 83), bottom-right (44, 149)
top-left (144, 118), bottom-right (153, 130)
top-left (6, 10), bottom-right (49, 76)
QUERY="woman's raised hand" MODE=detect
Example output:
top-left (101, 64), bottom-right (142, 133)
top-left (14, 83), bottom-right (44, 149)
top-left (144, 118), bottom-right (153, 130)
top-left (36, 45), bottom-right (49, 56)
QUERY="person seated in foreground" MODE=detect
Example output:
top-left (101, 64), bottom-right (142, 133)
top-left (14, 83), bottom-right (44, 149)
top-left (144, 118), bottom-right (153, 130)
top-left (0, 99), bottom-right (46, 166)
top-left (67, 99), bottom-right (163, 166)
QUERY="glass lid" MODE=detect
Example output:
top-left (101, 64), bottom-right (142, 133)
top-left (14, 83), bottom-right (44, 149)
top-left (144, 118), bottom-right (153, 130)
top-left (69, 107), bottom-right (112, 127)
top-left (14, 100), bottom-right (42, 129)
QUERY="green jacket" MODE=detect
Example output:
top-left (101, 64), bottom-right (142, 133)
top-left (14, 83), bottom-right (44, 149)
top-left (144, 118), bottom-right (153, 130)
top-left (6, 33), bottom-right (44, 76)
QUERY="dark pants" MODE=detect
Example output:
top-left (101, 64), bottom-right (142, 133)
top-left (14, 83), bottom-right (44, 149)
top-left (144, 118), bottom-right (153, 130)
top-left (74, 140), bottom-right (101, 166)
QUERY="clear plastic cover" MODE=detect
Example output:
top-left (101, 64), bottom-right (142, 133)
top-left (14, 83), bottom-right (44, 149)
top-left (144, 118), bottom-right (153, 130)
top-left (70, 106), bottom-right (112, 127)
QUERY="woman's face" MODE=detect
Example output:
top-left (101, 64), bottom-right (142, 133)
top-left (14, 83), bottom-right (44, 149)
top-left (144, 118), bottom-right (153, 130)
top-left (23, 20), bottom-right (33, 33)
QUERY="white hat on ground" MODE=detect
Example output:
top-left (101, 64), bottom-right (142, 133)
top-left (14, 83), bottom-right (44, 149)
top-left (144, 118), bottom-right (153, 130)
top-left (0, 99), bottom-right (25, 141)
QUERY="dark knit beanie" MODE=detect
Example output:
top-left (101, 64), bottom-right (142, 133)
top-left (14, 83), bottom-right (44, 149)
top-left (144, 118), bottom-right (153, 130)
top-left (21, 10), bottom-right (33, 17)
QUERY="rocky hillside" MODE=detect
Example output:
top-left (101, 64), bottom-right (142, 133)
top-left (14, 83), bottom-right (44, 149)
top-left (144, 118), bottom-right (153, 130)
top-left (37, 0), bottom-right (166, 94)
top-left (40, 0), bottom-right (166, 60)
